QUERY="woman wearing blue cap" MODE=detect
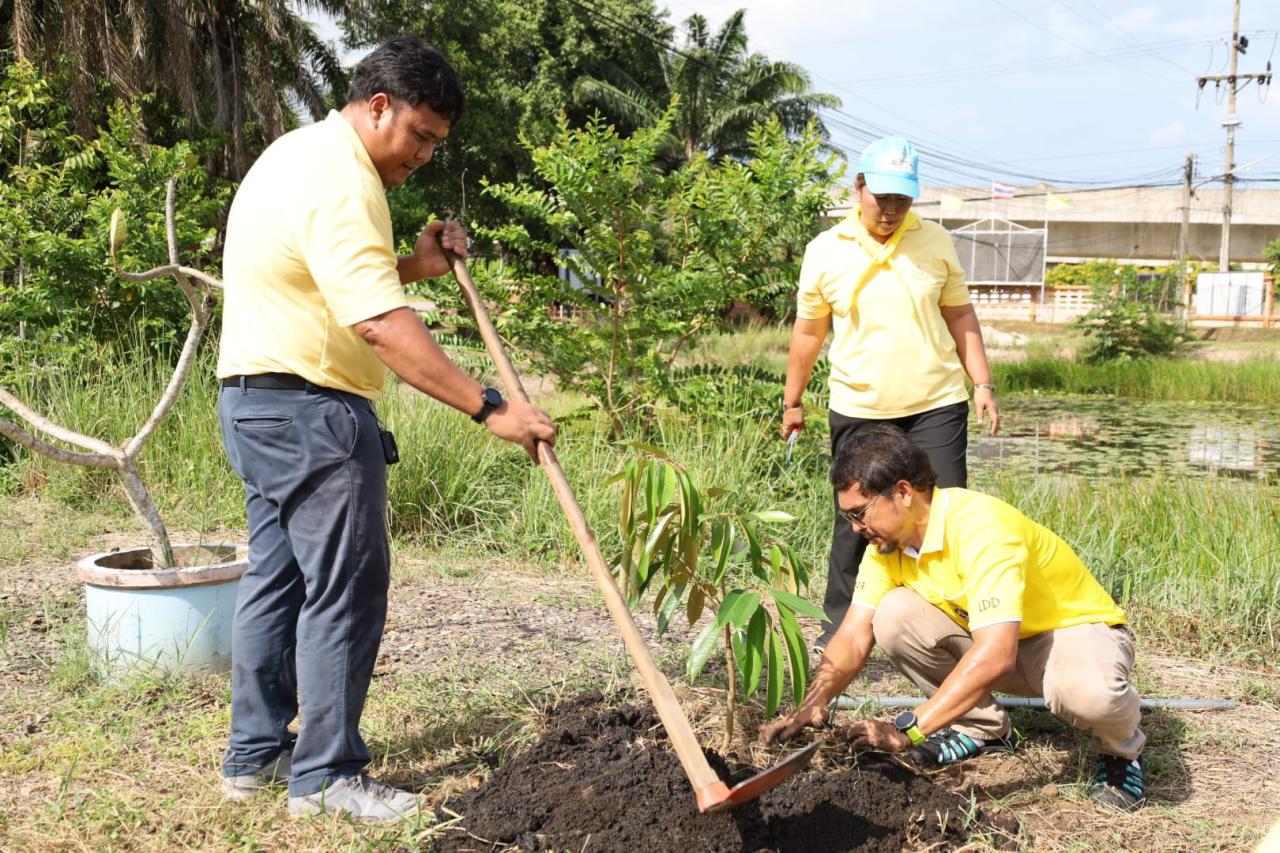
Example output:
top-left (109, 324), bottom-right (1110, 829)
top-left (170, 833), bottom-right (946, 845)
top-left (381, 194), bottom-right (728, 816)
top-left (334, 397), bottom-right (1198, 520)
top-left (781, 135), bottom-right (1000, 652)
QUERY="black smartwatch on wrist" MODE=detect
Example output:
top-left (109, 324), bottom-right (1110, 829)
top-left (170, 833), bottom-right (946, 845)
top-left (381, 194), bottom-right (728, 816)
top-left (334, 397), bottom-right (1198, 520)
top-left (471, 386), bottom-right (504, 424)
top-left (893, 710), bottom-right (926, 745)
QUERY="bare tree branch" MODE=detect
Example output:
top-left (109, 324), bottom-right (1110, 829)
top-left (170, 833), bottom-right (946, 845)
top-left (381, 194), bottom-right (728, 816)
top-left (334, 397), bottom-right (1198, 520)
top-left (124, 307), bottom-right (208, 459)
top-left (0, 417), bottom-right (118, 469)
top-left (8, 173), bottom-right (224, 568)
top-left (118, 459), bottom-right (173, 569)
top-left (0, 386), bottom-right (120, 457)
top-left (115, 264), bottom-right (223, 291)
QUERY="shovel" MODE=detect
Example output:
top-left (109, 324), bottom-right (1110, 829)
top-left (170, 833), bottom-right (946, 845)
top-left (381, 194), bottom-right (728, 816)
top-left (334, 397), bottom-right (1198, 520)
top-left (446, 252), bottom-right (819, 813)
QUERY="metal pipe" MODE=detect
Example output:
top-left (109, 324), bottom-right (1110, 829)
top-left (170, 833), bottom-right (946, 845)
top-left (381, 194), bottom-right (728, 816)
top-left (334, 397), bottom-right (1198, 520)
top-left (830, 695), bottom-right (1236, 712)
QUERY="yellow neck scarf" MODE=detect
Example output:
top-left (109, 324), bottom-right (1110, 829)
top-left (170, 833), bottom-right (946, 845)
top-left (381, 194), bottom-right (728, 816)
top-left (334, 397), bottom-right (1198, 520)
top-left (841, 204), bottom-right (920, 314)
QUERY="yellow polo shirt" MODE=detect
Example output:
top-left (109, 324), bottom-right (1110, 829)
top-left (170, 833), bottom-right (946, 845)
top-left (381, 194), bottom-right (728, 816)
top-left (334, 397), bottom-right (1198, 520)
top-left (851, 488), bottom-right (1126, 638)
top-left (796, 216), bottom-right (971, 418)
top-left (217, 111), bottom-right (408, 399)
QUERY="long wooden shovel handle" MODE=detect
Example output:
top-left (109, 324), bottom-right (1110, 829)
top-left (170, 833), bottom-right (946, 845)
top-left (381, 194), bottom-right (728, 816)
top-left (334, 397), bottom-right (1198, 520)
top-left (446, 253), bottom-right (731, 812)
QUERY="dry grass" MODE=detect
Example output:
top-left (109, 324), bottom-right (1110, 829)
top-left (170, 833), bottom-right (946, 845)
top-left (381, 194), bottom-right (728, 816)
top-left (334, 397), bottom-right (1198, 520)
top-left (1, 496), bottom-right (1277, 851)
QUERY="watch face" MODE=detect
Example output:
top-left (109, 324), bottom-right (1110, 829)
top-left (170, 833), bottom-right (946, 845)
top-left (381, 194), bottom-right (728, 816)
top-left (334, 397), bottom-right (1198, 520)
top-left (893, 710), bottom-right (917, 731)
top-left (482, 387), bottom-right (503, 407)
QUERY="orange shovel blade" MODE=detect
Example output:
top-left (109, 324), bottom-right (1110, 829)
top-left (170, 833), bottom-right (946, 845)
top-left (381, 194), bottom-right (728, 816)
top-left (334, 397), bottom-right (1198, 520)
top-left (698, 740), bottom-right (821, 814)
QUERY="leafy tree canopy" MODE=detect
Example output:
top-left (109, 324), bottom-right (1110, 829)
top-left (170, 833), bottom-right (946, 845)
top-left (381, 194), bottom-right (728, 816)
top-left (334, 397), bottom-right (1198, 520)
top-left (1265, 235), bottom-right (1280, 279)
top-left (344, 0), bottom-right (671, 235)
top-left (574, 9), bottom-right (841, 165)
top-left (0, 61), bottom-right (225, 377)
top-left (459, 106), bottom-right (842, 437)
top-left (3, 0), bottom-right (357, 178)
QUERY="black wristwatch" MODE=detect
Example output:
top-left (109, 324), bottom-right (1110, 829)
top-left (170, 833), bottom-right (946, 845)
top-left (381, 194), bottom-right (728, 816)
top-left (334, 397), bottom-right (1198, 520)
top-left (893, 710), bottom-right (926, 745)
top-left (471, 386), bottom-right (503, 424)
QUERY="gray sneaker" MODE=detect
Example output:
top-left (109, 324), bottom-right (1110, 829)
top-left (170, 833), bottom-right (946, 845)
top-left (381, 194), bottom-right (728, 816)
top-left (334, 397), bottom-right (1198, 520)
top-left (288, 773), bottom-right (421, 821)
top-left (221, 750), bottom-right (292, 801)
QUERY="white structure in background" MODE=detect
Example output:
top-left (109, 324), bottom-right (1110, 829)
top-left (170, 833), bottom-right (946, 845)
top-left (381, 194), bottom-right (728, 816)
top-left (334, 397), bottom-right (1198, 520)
top-left (557, 248), bottom-right (600, 293)
top-left (947, 218), bottom-right (1048, 321)
top-left (1187, 424), bottom-right (1262, 474)
top-left (1194, 272), bottom-right (1268, 319)
top-left (949, 219), bottom-right (1047, 285)
top-left (822, 185), bottom-right (1280, 326)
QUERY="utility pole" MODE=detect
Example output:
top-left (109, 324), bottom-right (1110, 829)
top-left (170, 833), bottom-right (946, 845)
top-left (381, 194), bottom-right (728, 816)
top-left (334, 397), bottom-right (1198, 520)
top-left (1197, 0), bottom-right (1273, 271)
top-left (1220, 0), bottom-right (1240, 273)
top-left (1177, 152), bottom-right (1194, 264)
top-left (1176, 152), bottom-right (1195, 316)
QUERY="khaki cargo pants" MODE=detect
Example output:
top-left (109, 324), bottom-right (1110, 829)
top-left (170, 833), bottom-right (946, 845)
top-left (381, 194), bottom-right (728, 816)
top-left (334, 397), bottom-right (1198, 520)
top-left (871, 587), bottom-right (1145, 759)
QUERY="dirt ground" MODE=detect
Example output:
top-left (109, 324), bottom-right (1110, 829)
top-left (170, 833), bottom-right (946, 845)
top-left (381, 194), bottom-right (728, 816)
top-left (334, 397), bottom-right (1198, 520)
top-left (384, 556), bottom-right (1280, 851)
top-left (434, 696), bottom-right (1019, 852)
top-left (1, 502), bottom-right (1278, 850)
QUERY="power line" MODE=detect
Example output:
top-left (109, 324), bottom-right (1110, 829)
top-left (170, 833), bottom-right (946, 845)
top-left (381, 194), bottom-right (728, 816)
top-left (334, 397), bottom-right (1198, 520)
top-left (821, 112), bottom-right (1186, 187)
top-left (987, 138), bottom-right (1280, 164)
top-left (562, 0), bottom-right (1224, 192)
top-left (834, 36), bottom-right (1207, 90)
top-left (1059, 0), bottom-right (1198, 74)
top-left (987, 0), bottom-right (1185, 85)
top-left (1195, 0), bottom-right (1275, 271)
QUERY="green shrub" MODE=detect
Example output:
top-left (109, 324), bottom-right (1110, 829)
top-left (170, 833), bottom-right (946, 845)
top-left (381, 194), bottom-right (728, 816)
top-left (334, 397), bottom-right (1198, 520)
top-left (1265, 235), bottom-right (1280, 279)
top-left (1073, 295), bottom-right (1191, 363)
top-left (608, 447), bottom-right (820, 747)
top-left (470, 107), bottom-right (841, 437)
top-left (0, 61), bottom-right (226, 376)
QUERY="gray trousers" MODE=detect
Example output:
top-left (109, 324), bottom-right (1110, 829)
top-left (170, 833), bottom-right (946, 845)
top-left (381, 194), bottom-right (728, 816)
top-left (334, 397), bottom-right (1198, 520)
top-left (217, 383), bottom-right (389, 796)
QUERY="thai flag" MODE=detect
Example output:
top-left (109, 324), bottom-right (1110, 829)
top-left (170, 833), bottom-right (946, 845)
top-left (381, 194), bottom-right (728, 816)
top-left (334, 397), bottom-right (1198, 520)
top-left (991, 181), bottom-right (1015, 200)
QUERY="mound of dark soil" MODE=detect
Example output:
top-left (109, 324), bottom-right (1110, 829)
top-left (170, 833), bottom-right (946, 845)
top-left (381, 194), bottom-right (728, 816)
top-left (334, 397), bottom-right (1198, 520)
top-left (437, 695), bottom-right (1017, 852)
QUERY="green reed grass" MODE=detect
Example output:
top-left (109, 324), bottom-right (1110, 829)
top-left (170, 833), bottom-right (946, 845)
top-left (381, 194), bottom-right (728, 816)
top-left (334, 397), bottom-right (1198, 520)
top-left (993, 355), bottom-right (1280, 404)
top-left (683, 323), bottom-right (793, 372)
top-left (975, 471), bottom-right (1280, 663)
top-left (3, 342), bottom-right (243, 531)
top-left (6, 341), bottom-right (1278, 659)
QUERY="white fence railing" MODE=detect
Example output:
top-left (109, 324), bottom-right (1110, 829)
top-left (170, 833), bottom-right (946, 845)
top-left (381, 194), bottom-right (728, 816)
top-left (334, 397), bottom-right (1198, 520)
top-left (969, 279), bottom-right (1277, 326)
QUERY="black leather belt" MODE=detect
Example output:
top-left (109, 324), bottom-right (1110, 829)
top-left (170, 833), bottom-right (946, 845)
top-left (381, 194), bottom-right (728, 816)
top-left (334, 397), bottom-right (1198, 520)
top-left (221, 373), bottom-right (312, 390)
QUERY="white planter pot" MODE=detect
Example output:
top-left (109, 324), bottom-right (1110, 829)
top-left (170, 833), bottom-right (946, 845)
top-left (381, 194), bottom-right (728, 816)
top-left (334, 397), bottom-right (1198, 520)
top-left (76, 543), bottom-right (248, 678)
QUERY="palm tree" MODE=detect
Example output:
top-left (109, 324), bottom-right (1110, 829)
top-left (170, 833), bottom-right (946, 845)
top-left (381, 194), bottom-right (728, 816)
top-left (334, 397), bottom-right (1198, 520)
top-left (2, 0), bottom-right (355, 178)
top-left (574, 9), bottom-right (840, 163)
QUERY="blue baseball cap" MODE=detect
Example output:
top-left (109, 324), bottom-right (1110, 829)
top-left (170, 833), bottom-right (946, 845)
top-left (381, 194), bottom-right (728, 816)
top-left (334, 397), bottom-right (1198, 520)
top-left (858, 136), bottom-right (920, 198)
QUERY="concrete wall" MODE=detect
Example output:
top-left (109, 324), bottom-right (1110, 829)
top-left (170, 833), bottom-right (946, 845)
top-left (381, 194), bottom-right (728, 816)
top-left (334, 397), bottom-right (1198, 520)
top-left (826, 186), bottom-right (1280, 265)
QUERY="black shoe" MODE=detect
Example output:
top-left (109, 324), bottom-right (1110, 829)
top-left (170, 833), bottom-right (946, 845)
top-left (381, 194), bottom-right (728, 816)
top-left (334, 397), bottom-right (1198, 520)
top-left (1089, 754), bottom-right (1146, 810)
top-left (812, 631), bottom-right (836, 657)
top-left (909, 728), bottom-right (1015, 767)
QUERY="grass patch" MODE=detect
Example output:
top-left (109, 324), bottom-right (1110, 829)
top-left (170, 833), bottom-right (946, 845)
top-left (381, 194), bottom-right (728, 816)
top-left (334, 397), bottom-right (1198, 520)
top-left (0, 491), bottom-right (1275, 850)
top-left (0, 589), bottom-right (629, 851)
top-left (683, 322), bottom-right (794, 373)
top-left (993, 355), bottom-right (1280, 403)
top-left (975, 471), bottom-right (1280, 664)
top-left (5, 342), bottom-right (1280, 661)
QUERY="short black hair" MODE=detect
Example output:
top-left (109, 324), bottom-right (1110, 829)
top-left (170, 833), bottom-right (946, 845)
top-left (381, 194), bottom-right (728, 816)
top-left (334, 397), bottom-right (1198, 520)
top-left (347, 36), bottom-right (465, 122)
top-left (830, 424), bottom-right (936, 495)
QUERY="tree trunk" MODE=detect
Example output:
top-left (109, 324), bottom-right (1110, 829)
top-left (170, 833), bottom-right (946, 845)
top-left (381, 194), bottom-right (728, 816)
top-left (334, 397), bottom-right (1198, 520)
top-left (117, 460), bottom-right (173, 568)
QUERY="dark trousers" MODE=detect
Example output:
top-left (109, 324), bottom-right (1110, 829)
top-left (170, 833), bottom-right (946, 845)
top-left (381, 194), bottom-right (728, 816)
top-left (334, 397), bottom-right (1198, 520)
top-left (822, 401), bottom-right (969, 634)
top-left (217, 384), bottom-right (389, 797)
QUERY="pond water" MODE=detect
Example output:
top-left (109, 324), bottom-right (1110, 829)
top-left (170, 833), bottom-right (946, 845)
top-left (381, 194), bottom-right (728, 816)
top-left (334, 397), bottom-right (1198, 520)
top-left (970, 395), bottom-right (1280, 480)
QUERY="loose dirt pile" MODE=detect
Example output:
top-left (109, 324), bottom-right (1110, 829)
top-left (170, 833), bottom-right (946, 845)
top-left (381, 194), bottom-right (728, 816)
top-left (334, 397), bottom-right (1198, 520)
top-left (437, 695), bottom-right (1017, 852)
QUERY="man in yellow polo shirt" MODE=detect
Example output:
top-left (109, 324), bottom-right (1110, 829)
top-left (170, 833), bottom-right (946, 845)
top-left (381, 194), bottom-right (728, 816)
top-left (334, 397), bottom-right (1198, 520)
top-left (761, 425), bottom-right (1147, 811)
top-left (781, 135), bottom-right (1001, 656)
top-left (215, 37), bottom-right (556, 821)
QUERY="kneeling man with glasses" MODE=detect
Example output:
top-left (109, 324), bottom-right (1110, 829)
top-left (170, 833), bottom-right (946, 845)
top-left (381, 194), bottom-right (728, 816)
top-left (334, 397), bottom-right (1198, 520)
top-left (760, 424), bottom-right (1147, 810)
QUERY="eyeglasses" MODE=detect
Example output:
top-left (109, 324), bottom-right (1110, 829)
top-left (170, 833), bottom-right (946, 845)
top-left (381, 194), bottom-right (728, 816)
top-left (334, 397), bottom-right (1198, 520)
top-left (837, 487), bottom-right (892, 527)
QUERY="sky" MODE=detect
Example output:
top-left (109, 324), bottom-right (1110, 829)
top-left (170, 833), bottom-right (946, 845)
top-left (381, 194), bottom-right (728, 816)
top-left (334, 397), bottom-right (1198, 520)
top-left (310, 0), bottom-right (1280, 189)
